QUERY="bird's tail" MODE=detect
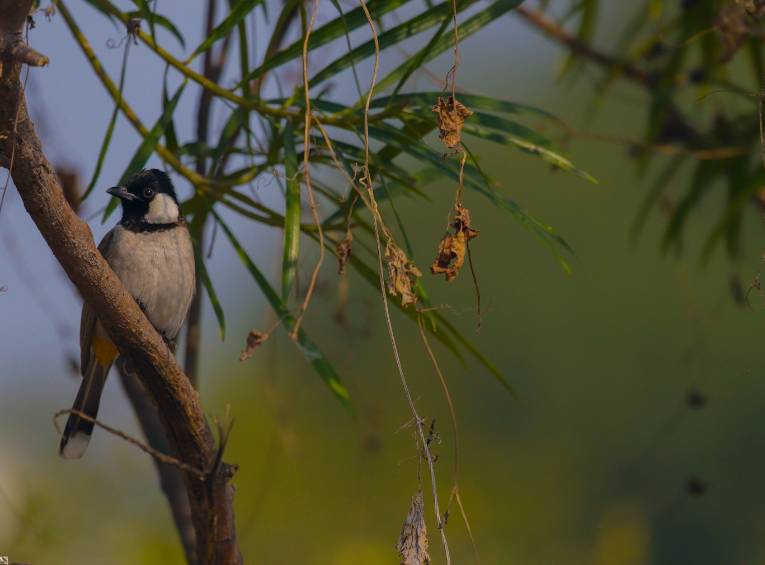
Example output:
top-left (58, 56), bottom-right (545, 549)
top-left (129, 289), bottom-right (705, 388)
top-left (59, 361), bottom-right (112, 459)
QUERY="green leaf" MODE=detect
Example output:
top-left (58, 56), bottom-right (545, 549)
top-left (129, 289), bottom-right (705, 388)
top-left (373, 0), bottom-right (525, 94)
top-left (389, 7), bottom-right (455, 97)
top-left (282, 122), bottom-right (301, 300)
top-left (102, 80), bottom-right (188, 221)
top-left (193, 238), bottom-right (226, 340)
top-left (308, 0), bottom-right (475, 87)
top-left (162, 67), bottom-right (180, 154)
top-left (631, 156), bottom-right (686, 241)
top-left (461, 124), bottom-right (597, 183)
top-left (82, 39), bottom-right (131, 203)
top-left (239, 0), bottom-right (412, 87)
top-left (436, 313), bottom-right (515, 395)
top-left (212, 210), bottom-right (351, 404)
top-left (188, 0), bottom-right (263, 61)
top-left (370, 92), bottom-right (558, 121)
top-left (662, 159), bottom-right (722, 252)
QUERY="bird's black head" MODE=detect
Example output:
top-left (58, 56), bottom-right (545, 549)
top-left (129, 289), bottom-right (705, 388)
top-left (107, 169), bottom-right (181, 227)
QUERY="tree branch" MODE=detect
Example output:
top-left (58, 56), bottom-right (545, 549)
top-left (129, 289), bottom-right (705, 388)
top-left (514, 6), bottom-right (652, 85)
top-left (0, 5), bottom-right (48, 72)
top-left (0, 2), bottom-right (241, 562)
top-left (118, 359), bottom-right (199, 564)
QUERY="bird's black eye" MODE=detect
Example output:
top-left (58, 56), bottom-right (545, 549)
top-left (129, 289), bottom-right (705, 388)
top-left (143, 187), bottom-right (155, 199)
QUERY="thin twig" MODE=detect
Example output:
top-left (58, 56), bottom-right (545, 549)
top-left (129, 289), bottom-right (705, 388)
top-left (447, 0), bottom-right (461, 96)
top-left (417, 314), bottom-right (478, 562)
top-left (53, 409), bottom-right (207, 478)
top-left (290, 0), bottom-right (325, 339)
top-left (357, 1), bottom-right (451, 562)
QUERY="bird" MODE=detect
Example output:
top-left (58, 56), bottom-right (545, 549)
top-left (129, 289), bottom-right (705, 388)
top-left (59, 169), bottom-right (196, 459)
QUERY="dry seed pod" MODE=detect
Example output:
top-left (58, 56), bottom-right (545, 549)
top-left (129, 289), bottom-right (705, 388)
top-left (396, 490), bottom-right (430, 565)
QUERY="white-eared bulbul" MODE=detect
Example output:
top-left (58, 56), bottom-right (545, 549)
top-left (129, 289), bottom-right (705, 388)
top-left (59, 169), bottom-right (196, 459)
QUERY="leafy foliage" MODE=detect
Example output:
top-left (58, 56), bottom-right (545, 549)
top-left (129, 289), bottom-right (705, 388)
top-left (63, 0), bottom-right (594, 400)
top-left (554, 0), bottom-right (765, 262)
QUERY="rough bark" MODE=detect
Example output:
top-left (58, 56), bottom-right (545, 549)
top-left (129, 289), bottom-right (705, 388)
top-left (118, 359), bottom-right (198, 564)
top-left (0, 2), bottom-right (241, 563)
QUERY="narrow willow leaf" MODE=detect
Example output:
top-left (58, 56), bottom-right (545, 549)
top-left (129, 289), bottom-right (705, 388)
top-left (162, 67), bottom-right (180, 154)
top-left (102, 80), bottom-right (188, 221)
top-left (463, 142), bottom-right (574, 273)
top-left (436, 312), bottom-right (515, 394)
top-left (188, 0), bottom-right (263, 61)
top-left (212, 210), bottom-right (351, 404)
top-left (309, 0), bottom-right (474, 87)
top-left (239, 0), bottom-right (412, 87)
top-left (461, 125), bottom-right (597, 183)
top-left (390, 8), bottom-right (455, 97)
top-left (469, 112), bottom-right (553, 147)
top-left (370, 91), bottom-right (558, 120)
top-left (373, 0), bottom-right (525, 94)
top-left (631, 156), bottom-right (686, 241)
top-left (701, 176), bottom-right (761, 263)
top-left (193, 238), bottom-right (226, 339)
top-left (282, 122), bottom-right (301, 300)
top-left (661, 159), bottom-right (721, 251)
top-left (82, 39), bottom-right (131, 203)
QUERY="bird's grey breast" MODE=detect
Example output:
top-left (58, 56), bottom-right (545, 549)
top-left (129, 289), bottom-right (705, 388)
top-left (104, 225), bottom-right (195, 339)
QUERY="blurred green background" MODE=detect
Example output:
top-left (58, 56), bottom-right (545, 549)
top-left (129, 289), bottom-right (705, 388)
top-left (3, 2), bottom-right (765, 564)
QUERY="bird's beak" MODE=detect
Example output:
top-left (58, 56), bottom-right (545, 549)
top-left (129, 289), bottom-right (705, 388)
top-left (106, 186), bottom-right (137, 201)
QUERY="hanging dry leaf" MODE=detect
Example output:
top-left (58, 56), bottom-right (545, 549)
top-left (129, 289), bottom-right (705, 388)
top-left (432, 96), bottom-right (473, 151)
top-left (239, 329), bottom-right (269, 362)
top-left (385, 240), bottom-right (422, 308)
top-left (396, 490), bottom-right (430, 565)
top-left (431, 203), bottom-right (479, 281)
top-left (336, 228), bottom-right (353, 275)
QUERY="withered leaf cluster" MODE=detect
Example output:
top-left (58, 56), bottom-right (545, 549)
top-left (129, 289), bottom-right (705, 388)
top-left (239, 329), bottom-right (268, 362)
top-left (431, 203), bottom-right (479, 282)
top-left (432, 96), bottom-right (473, 151)
top-left (385, 239), bottom-right (422, 308)
top-left (396, 490), bottom-right (431, 565)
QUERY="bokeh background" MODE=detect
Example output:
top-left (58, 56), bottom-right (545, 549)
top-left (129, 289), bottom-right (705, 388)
top-left (2, 2), bottom-right (765, 564)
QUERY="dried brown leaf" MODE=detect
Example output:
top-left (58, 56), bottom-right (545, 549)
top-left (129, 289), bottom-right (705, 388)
top-left (397, 490), bottom-right (431, 565)
top-left (431, 203), bottom-right (479, 282)
top-left (239, 329), bottom-right (269, 362)
top-left (336, 228), bottom-right (353, 275)
top-left (385, 240), bottom-right (422, 308)
top-left (432, 96), bottom-right (473, 151)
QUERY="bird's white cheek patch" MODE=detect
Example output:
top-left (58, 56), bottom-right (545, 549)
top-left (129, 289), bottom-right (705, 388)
top-left (146, 193), bottom-right (180, 224)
